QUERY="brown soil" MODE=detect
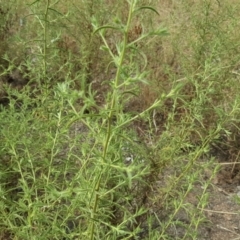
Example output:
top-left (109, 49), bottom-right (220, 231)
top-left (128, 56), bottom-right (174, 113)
top-left (204, 163), bottom-right (240, 240)
top-left (176, 158), bottom-right (240, 240)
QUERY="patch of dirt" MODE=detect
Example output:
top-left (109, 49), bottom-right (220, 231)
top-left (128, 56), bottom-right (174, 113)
top-left (137, 142), bottom-right (240, 240)
top-left (204, 185), bottom-right (240, 240)
top-left (205, 162), bottom-right (240, 240)
top-left (185, 153), bottom-right (240, 240)
top-left (204, 130), bottom-right (240, 240)
top-left (162, 163), bottom-right (240, 240)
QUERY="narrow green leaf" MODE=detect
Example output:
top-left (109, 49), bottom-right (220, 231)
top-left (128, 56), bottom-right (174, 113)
top-left (27, 0), bottom-right (40, 6)
top-left (135, 6), bottom-right (160, 15)
top-left (48, 7), bottom-right (64, 16)
top-left (149, 28), bottom-right (169, 36)
top-left (93, 25), bottom-right (121, 34)
top-left (121, 91), bottom-right (138, 97)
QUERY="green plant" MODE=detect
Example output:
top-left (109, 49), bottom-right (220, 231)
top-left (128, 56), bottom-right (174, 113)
top-left (82, 0), bottom-right (170, 238)
top-left (0, 0), bottom-right (170, 239)
top-left (1, 0), bottom-right (240, 240)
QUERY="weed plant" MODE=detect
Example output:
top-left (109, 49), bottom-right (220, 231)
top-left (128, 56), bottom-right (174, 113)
top-left (1, 0), bottom-right (240, 240)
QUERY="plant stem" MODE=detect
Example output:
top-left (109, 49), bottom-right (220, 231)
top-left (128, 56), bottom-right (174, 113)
top-left (43, 0), bottom-right (50, 82)
top-left (89, 1), bottom-right (136, 239)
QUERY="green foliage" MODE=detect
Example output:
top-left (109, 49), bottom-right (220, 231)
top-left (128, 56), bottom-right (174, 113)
top-left (1, 0), bottom-right (240, 239)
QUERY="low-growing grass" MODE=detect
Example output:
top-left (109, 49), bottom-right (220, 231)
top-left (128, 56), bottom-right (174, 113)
top-left (1, 0), bottom-right (240, 239)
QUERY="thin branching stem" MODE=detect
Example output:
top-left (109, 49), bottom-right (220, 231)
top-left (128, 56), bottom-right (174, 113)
top-left (43, 0), bottom-right (50, 81)
top-left (89, 1), bottom-right (137, 239)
